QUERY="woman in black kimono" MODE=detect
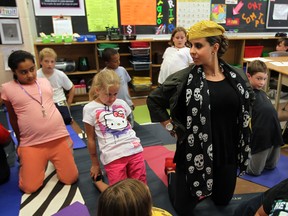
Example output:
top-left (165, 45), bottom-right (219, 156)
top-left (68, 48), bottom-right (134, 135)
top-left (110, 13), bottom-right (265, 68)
top-left (147, 20), bottom-right (253, 215)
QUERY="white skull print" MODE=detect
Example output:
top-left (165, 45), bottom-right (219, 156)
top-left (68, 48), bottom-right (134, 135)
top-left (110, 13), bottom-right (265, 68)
top-left (188, 166), bottom-right (195, 174)
top-left (187, 116), bottom-right (192, 129)
top-left (198, 132), bottom-right (203, 141)
top-left (194, 154), bottom-right (204, 170)
top-left (243, 112), bottom-right (250, 127)
top-left (187, 153), bottom-right (193, 161)
top-left (207, 144), bottom-right (213, 160)
top-left (193, 125), bottom-right (199, 134)
top-left (194, 88), bottom-right (203, 106)
top-left (187, 73), bottom-right (193, 85)
top-left (237, 83), bottom-right (244, 95)
top-left (188, 134), bottom-right (194, 146)
top-left (207, 179), bottom-right (213, 191)
top-left (245, 90), bottom-right (249, 99)
top-left (230, 71), bottom-right (236, 78)
top-left (200, 116), bottom-right (206, 125)
top-left (206, 167), bottom-right (211, 175)
top-left (193, 181), bottom-right (200, 187)
top-left (196, 190), bottom-right (202, 197)
top-left (186, 89), bottom-right (192, 105)
top-left (202, 133), bottom-right (208, 142)
top-left (192, 107), bottom-right (198, 116)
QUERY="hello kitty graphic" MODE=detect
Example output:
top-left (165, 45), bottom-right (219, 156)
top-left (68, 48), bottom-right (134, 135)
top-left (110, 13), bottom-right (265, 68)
top-left (104, 110), bottom-right (128, 131)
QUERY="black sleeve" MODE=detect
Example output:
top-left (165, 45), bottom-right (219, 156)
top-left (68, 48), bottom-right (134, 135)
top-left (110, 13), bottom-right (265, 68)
top-left (146, 84), bottom-right (171, 123)
top-left (262, 179), bottom-right (288, 214)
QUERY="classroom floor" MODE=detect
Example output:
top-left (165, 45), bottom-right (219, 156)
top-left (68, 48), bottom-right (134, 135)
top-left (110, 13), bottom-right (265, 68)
top-left (71, 96), bottom-right (288, 195)
top-left (132, 97), bottom-right (273, 195)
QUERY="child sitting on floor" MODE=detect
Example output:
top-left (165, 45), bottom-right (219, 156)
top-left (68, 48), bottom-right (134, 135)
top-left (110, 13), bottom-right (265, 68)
top-left (97, 178), bottom-right (172, 216)
top-left (246, 60), bottom-right (284, 176)
top-left (1, 50), bottom-right (78, 193)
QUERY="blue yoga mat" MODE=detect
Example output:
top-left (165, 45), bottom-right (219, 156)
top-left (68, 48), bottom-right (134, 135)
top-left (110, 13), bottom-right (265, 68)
top-left (66, 125), bottom-right (86, 149)
top-left (241, 154), bottom-right (288, 188)
top-left (0, 164), bottom-right (21, 216)
top-left (5, 110), bottom-right (86, 149)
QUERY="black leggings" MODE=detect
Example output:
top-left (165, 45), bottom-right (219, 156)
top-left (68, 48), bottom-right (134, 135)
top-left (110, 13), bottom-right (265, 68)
top-left (168, 164), bottom-right (237, 216)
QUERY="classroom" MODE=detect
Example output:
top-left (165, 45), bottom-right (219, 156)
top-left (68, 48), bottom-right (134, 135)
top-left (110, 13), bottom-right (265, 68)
top-left (0, 0), bottom-right (288, 215)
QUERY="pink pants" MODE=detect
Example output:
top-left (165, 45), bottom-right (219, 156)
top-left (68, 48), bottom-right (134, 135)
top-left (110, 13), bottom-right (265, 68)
top-left (104, 152), bottom-right (147, 185)
top-left (17, 136), bottom-right (78, 194)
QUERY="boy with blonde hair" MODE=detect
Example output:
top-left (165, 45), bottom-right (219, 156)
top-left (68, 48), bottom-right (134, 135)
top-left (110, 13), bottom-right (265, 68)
top-left (37, 48), bottom-right (75, 124)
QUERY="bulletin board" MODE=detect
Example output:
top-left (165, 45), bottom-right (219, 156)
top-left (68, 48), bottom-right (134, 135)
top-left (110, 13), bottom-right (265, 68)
top-left (266, 0), bottom-right (288, 29)
top-left (211, 0), bottom-right (268, 33)
top-left (34, 0), bottom-right (177, 36)
top-left (34, 0), bottom-right (288, 35)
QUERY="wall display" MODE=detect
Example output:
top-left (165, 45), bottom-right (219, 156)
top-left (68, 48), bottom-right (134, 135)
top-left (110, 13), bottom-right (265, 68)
top-left (52, 16), bottom-right (73, 35)
top-left (34, 0), bottom-right (288, 35)
top-left (0, 19), bottom-right (22, 44)
top-left (266, 0), bottom-right (288, 29)
top-left (177, 0), bottom-right (211, 29)
top-left (85, 0), bottom-right (118, 32)
top-left (211, 0), bottom-right (268, 32)
top-left (120, 0), bottom-right (156, 25)
top-left (33, 0), bottom-right (85, 16)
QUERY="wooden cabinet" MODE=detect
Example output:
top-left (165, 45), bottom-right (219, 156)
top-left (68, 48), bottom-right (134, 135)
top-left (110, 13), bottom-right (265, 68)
top-left (34, 36), bottom-right (278, 102)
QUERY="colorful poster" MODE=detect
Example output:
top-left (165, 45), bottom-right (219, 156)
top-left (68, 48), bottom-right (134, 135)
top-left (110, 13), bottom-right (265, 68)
top-left (177, 0), bottom-right (211, 29)
top-left (86, 0), bottom-right (118, 32)
top-left (156, 0), bottom-right (176, 33)
top-left (120, 0), bottom-right (156, 25)
top-left (211, 4), bottom-right (227, 24)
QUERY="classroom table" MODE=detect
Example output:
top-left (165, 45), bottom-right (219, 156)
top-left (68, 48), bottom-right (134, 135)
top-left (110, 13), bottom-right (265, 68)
top-left (244, 56), bottom-right (288, 111)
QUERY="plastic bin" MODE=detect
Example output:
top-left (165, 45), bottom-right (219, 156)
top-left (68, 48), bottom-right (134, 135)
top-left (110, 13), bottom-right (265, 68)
top-left (53, 35), bottom-right (63, 43)
top-left (41, 35), bottom-right (51, 43)
top-left (244, 46), bottom-right (264, 58)
top-left (76, 35), bottom-right (86, 42)
top-left (86, 35), bottom-right (96, 42)
top-left (132, 76), bottom-right (152, 92)
top-left (130, 61), bottom-right (151, 71)
top-left (64, 35), bottom-right (73, 43)
top-left (129, 47), bottom-right (150, 56)
top-left (130, 42), bottom-right (150, 48)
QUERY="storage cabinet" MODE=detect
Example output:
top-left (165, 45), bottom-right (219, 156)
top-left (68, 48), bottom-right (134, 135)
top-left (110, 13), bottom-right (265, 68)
top-left (34, 36), bottom-right (278, 102)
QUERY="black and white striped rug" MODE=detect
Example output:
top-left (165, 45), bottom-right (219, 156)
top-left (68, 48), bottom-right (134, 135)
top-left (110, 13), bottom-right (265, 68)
top-left (19, 162), bottom-right (84, 216)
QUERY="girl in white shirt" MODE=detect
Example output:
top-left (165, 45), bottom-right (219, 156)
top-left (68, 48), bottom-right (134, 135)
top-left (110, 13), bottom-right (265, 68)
top-left (83, 69), bottom-right (146, 191)
top-left (158, 27), bottom-right (193, 84)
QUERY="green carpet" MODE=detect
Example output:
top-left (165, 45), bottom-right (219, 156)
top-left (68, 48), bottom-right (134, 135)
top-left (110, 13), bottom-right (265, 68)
top-left (133, 105), bottom-right (151, 124)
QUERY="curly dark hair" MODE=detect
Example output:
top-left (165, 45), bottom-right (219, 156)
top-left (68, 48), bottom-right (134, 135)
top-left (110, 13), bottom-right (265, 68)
top-left (206, 35), bottom-right (229, 58)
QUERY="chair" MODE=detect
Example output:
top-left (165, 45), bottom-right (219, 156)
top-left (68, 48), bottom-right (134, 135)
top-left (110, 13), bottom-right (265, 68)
top-left (268, 51), bottom-right (288, 57)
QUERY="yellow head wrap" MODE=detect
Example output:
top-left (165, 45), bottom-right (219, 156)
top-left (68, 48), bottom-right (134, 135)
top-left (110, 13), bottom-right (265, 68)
top-left (187, 20), bottom-right (225, 40)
